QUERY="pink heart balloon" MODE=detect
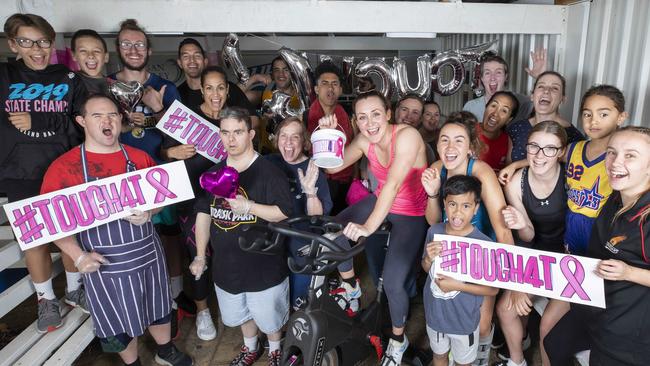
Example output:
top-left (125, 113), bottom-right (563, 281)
top-left (200, 166), bottom-right (239, 199)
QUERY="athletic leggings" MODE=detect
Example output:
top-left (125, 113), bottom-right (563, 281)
top-left (334, 195), bottom-right (427, 328)
top-left (178, 205), bottom-right (210, 302)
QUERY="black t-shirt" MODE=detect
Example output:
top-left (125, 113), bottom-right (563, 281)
top-left (78, 73), bottom-right (109, 95)
top-left (177, 80), bottom-right (256, 115)
top-left (195, 156), bottom-right (293, 293)
top-left (585, 191), bottom-right (650, 364)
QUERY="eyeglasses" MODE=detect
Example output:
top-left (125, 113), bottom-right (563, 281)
top-left (13, 37), bottom-right (52, 49)
top-left (119, 40), bottom-right (147, 51)
top-left (526, 143), bottom-right (561, 157)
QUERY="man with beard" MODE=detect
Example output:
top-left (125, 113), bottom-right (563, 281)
top-left (175, 38), bottom-right (257, 124)
top-left (307, 62), bottom-right (354, 214)
top-left (108, 19), bottom-right (188, 340)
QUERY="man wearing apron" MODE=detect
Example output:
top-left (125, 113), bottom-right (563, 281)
top-left (41, 94), bottom-right (193, 366)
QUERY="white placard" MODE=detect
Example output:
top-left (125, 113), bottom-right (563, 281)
top-left (432, 234), bottom-right (606, 308)
top-left (156, 99), bottom-right (227, 164)
top-left (4, 161), bottom-right (194, 250)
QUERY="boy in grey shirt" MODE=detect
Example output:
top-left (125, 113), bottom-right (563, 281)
top-left (422, 175), bottom-right (499, 366)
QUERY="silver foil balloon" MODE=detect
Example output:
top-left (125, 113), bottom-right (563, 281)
top-left (456, 40), bottom-right (499, 63)
top-left (278, 47), bottom-right (313, 112)
top-left (430, 51), bottom-right (465, 96)
top-left (468, 60), bottom-right (484, 97)
top-left (109, 81), bottom-right (144, 113)
top-left (319, 54), bottom-right (332, 64)
top-left (354, 58), bottom-right (396, 99)
top-left (393, 54), bottom-right (432, 99)
top-left (261, 90), bottom-right (304, 119)
top-left (222, 33), bottom-right (250, 85)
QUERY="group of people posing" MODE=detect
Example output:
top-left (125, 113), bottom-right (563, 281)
top-left (1, 12), bottom-right (649, 366)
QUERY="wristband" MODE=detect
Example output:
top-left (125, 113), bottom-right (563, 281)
top-left (428, 192), bottom-right (440, 199)
top-left (194, 255), bottom-right (206, 261)
top-left (306, 193), bottom-right (318, 199)
top-left (153, 107), bottom-right (164, 114)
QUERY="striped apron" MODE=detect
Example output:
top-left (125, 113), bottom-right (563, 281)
top-left (79, 143), bottom-right (172, 339)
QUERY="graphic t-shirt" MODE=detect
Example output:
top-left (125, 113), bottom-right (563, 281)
top-left (195, 156), bottom-right (293, 293)
top-left (41, 145), bottom-right (156, 193)
top-left (423, 223), bottom-right (490, 335)
top-left (0, 60), bottom-right (87, 182)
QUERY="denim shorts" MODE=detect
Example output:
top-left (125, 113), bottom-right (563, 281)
top-left (214, 277), bottom-right (289, 334)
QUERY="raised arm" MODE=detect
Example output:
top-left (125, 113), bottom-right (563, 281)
top-left (502, 169), bottom-right (535, 242)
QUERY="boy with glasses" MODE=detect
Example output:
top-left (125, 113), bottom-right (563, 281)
top-left (0, 13), bottom-right (88, 333)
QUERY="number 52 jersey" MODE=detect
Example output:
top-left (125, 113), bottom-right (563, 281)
top-left (0, 59), bottom-right (87, 183)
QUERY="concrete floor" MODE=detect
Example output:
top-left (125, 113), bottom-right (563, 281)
top-left (2, 259), bottom-right (545, 366)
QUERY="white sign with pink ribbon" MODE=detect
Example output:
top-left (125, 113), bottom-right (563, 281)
top-left (156, 99), bottom-right (228, 164)
top-left (431, 234), bottom-right (606, 308)
top-left (4, 161), bottom-right (194, 251)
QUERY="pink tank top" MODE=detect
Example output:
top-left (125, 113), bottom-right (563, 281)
top-left (368, 125), bottom-right (427, 216)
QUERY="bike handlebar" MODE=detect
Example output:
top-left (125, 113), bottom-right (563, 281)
top-left (238, 216), bottom-right (367, 275)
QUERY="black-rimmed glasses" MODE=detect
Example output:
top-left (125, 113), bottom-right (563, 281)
top-left (119, 40), bottom-right (147, 51)
top-left (14, 38), bottom-right (52, 49)
top-left (526, 143), bottom-right (561, 157)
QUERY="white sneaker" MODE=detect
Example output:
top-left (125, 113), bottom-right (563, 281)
top-left (330, 279), bottom-right (362, 316)
top-left (381, 335), bottom-right (409, 366)
top-left (196, 308), bottom-right (217, 341)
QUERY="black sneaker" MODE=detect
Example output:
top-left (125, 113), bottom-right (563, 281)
top-left (492, 359), bottom-right (528, 366)
top-left (154, 344), bottom-right (193, 366)
top-left (497, 332), bottom-right (531, 361)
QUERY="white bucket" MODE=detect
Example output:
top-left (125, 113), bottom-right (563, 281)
top-left (310, 128), bottom-right (347, 168)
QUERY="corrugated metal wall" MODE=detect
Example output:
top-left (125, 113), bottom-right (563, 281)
top-left (438, 0), bottom-right (650, 129)
top-left (575, 0), bottom-right (650, 127)
top-left (437, 33), bottom-right (558, 119)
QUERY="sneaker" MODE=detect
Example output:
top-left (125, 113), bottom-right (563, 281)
top-left (492, 359), bottom-right (527, 366)
top-left (497, 332), bottom-right (531, 361)
top-left (330, 278), bottom-right (361, 316)
top-left (195, 308), bottom-right (217, 341)
top-left (230, 340), bottom-right (263, 366)
top-left (380, 335), bottom-right (409, 366)
top-left (175, 291), bottom-right (197, 316)
top-left (36, 298), bottom-right (62, 334)
top-left (268, 349), bottom-right (282, 366)
top-left (64, 286), bottom-right (89, 314)
top-left (154, 344), bottom-right (193, 366)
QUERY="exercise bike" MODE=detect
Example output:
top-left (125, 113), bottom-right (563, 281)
top-left (239, 215), bottom-right (387, 366)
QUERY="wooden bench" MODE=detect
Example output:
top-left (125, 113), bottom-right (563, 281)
top-left (0, 198), bottom-right (95, 366)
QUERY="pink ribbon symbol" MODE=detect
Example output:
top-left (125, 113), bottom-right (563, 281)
top-left (334, 137), bottom-right (344, 158)
top-left (145, 168), bottom-right (177, 203)
top-left (559, 256), bottom-right (591, 301)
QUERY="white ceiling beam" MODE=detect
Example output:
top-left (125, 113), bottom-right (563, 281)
top-left (1, 1), bottom-right (566, 35)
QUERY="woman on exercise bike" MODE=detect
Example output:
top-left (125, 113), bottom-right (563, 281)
top-left (318, 90), bottom-right (429, 366)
